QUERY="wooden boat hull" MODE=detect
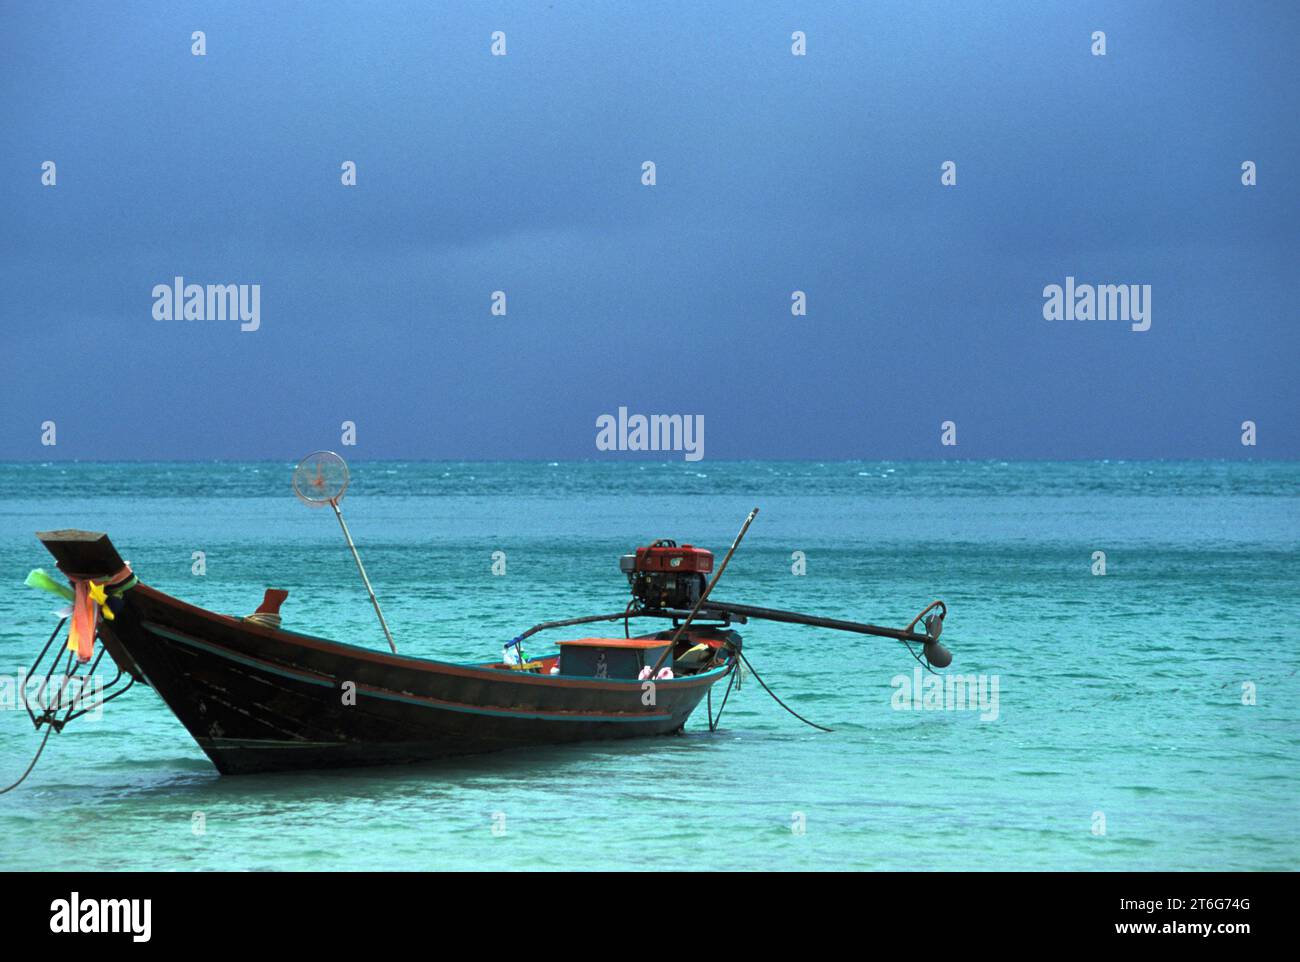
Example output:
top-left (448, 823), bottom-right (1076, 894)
top-left (38, 532), bottom-right (734, 775)
top-left (114, 586), bottom-right (730, 774)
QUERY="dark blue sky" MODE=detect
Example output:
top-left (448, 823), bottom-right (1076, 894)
top-left (2, 1), bottom-right (1296, 460)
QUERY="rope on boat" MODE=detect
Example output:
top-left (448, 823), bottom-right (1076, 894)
top-left (0, 616), bottom-right (128, 795)
top-left (737, 650), bottom-right (834, 734)
top-left (1, 618), bottom-right (69, 794)
top-left (0, 725), bottom-right (55, 795)
top-left (707, 662), bottom-right (737, 732)
top-left (706, 644), bottom-right (830, 734)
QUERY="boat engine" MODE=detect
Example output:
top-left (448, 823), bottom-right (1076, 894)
top-left (620, 540), bottom-right (714, 610)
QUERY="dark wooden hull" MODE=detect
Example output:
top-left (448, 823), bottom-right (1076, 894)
top-left (100, 585), bottom-right (731, 774)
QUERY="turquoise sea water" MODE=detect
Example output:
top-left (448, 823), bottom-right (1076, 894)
top-left (0, 460), bottom-right (1296, 871)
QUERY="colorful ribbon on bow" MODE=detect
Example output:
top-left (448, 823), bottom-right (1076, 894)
top-left (26, 564), bottom-right (134, 663)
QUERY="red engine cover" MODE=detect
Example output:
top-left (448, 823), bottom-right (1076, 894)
top-left (634, 542), bottom-right (714, 574)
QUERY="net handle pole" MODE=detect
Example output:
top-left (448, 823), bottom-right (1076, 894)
top-left (331, 498), bottom-right (398, 654)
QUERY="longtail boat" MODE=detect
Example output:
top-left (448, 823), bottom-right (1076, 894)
top-left (11, 458), bottom-right (952, 779)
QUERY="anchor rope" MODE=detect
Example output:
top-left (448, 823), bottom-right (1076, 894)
top-left (737, 649), bottom-right (834, 733)
top-left (0, 725), bottom-right (55, 795)
top-left (707, 660), bottom-right (738, 731)
top-left (2, 616), bottom-right (104, 795)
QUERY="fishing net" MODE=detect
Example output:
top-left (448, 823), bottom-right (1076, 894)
top-left (292, 451), bottom-right (350, 506)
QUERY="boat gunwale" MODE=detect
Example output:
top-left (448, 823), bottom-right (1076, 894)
top-left (127, 583), bottom-right (735, 691)
top-left (140, 620), bottom-right (681, 723)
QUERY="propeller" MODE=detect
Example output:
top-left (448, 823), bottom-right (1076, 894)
top-left (922, 610), bottom-right (952, 668)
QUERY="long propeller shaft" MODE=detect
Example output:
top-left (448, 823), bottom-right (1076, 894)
top-left (702, 599), bottom-right (935, 646)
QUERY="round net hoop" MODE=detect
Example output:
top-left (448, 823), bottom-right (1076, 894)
top-left (292, 451), bottom-right (350, 507)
